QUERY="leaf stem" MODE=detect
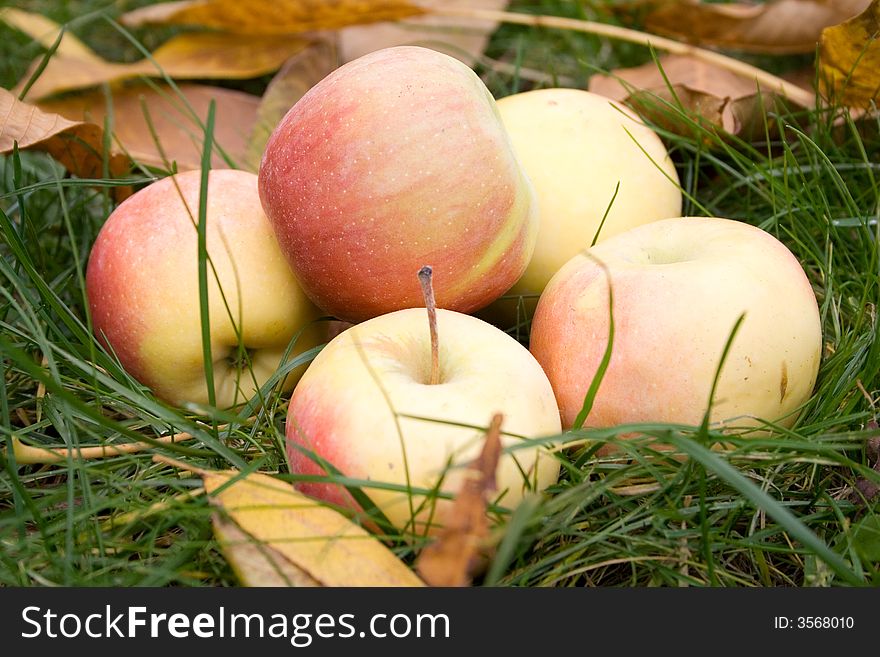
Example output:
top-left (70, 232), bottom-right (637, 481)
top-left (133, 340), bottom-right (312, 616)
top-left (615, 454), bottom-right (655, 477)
top-left (10, 432), bottom-right (194, 464)
top-left (430, 6), bottom-right (816, 108)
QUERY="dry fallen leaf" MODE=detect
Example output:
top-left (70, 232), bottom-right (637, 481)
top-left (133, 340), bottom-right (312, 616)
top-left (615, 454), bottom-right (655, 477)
top-left (244, 39), bottom-right (339, 171)
top-left (339, 0), bottom-right (507, 65)
top-left (819, 0), bottom-right (880, 108)
top-left (213, 515), bottom-right (322, 586)
top-left (0, 87), bottom-right (130, 179)
top-left (415, 413), bottom-right (503, 587)
top-left (3, 8), bottom-right (309, 100)
top-left (122, 0), bottom-right (426, 34)
top-left (589, 54), bottom-right (809, 139)
top-left (38, 83), bottom-right (260, 171)
top-left (644, 0), bottom-right (871, 54)
top-left (0, 7), bottom-right (104, 61)
top-left (851, 421), bottom-right (880, 503)
top-left (144, 32), bottom-right (311, 83)
top-left (199, 468), bottom-right (424, 587)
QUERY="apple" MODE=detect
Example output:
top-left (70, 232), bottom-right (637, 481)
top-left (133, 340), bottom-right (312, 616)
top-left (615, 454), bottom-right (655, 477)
top-left (285, 270), bottom-right (561, 533)
top-left (258, 45), bottom-right (538, 324)
top-left (530, 217), bottom-right (822, 433)
top-left (86, 169), bottom-right (322, 408)
top-left (483, 88), bottom-right (682, 325)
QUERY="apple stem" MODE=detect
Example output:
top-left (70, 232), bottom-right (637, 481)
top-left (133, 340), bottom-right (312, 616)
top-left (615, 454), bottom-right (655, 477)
top-left (418, 265), bottom-right (441, 386)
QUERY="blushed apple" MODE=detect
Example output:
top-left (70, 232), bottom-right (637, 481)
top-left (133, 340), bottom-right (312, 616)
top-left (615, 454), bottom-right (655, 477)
top-left (484, 88), bottom-right (682, 325)
top-left (285, 289), bottom-right (561, 533)
top-left (86, 169), bottom-right (322, 408)
top-left (258, 45), bottom-right (538, 323)
top-left (530, 217), bottom-right (822, 432)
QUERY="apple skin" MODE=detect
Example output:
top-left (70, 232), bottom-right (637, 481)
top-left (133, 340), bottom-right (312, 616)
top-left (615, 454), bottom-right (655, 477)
top-left (530, 217), bottom-right (822, 432)
top-left (258, 46), bottom-right (538, 324)
top-left (483, 88), bottom-right (682, 325)
top-left (86, 169), bottom-right (322, 408)
top-left (286, 308), bottom-right (561, 533)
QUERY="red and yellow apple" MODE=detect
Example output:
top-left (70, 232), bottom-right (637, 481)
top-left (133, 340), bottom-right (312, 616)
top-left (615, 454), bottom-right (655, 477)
top-left (258, 45), bottom-right (538, 323)
top-left (485, 88), bottom-right (682, 324)
top-left (286, 308), bottom-right (561, 533)
top-left (86, 169), bottom-right (322, 408)
top-left (530, 217), bottom-right (822, 431)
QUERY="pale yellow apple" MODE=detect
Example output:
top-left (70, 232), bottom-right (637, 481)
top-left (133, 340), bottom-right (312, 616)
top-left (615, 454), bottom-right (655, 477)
top-left (286, 308), bottom-right (561, 533)
top-left (530, 217), bottom-right (822, 431)
top-left (485, 88), bottom-right (682, 325)
top-left (86, 170), bottom-right (322, 408)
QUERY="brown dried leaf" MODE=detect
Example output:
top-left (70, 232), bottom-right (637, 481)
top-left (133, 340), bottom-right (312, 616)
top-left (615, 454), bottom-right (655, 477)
top-left (644, 0), bottom-right (870, 54)
top-left (121, 0), bottom-right (426, 35)
top-left (819, 0), bottom-right (880, 108)
top-left (589, 54), bottom-right (809, 139)
top-left (339, 0), bottom-right (507, 64)
top-left (851, 421), bottom-right (880, 503)
top-left (244, 39), bottom-right (339, 172)
top-left (0, 87), bottom-right (130, 179)
top-left (4, 9), bottom-right (309, 100)
top-left (203, 469), bottom-right (425, 587)
top-left (38, 83), bottom-right (260, 171)
top-left (416, 413), bottom-right (503, 587)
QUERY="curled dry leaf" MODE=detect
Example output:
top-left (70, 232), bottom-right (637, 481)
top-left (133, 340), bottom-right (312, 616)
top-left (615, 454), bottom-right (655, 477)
top-left (339, 0), bottom-right (507, 65)
top-left (0, 87), bottom-right (130, 179)
top-left (2, 8), bottom-right (309, 100)
top-left (121, 0), bottom-right (426, 35)
top-left (415, 413), bottom-right (503, 587)
top-left (38, 83), bottom-right (260, 171)
top-left (644, 0), bottom-right (871, 54)
top-left (819, 0), bottom-right (880, 108)
top-left (201, 469), bottom-right (424, 587)
top-left (589, 54), bottom-right (809, 140)
top-left (851, 421), bottom-right (880, 503)
top-left (244, 39), bottom-right (339, 172)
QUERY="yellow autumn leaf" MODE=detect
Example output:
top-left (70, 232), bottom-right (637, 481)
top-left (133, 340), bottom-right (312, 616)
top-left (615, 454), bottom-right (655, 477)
top-left (3, 8), bottom-right (309, 100)
top-left (150, 32), bottom-right (310, 82)
top-left (213, 515), bottom-right (323, 586)
top-left (819, 0), bottom-right (880, 107)
top-left (644, 0), bottom-right (870, 54)
top-left (0, 7), bottom-right (103, 61)
top-left (0, 87), bottom-right (130, 181)
top-left (38, 83), bottom-right (260, 171)
top-left (121, 0), bottom-right (426, 34)
top-left (203, 469), bottom-right (425, 587)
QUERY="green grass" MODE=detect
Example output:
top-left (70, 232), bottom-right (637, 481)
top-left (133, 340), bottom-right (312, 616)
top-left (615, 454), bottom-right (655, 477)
top-left (1, 0), bottom-right (879, 587)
